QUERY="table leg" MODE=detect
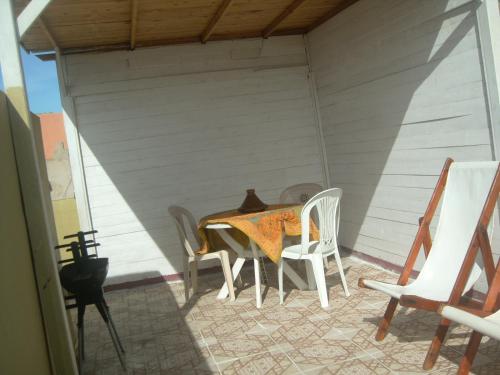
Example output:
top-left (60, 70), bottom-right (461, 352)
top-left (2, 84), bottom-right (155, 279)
top-left (259, 255), bottom-right (269, 285)
top-left (216, 229), bottom-right (247, 300)
top-left (283, 262), bottom-right (308, 290)
top-left (229, 251), bottom-right (243, 287)
top-left (250, 240), bottom-right (262, 308)
top-left (305, 260), bottom-right (316, 290)
top-left (214, 228), bottom-right (306, 305)
top-left (217, 257), bottom-right (245, 300)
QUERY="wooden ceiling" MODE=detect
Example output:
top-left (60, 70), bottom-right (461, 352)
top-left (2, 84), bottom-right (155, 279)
top-left (16, 0), bottom-right (358, 55)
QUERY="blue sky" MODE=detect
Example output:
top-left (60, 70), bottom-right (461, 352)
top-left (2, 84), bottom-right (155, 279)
top-left (0, 48), bottom-right (61, 114)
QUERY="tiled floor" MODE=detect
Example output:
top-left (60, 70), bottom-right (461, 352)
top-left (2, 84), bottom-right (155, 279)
top-left (79, 256), bottom-right (500, 374)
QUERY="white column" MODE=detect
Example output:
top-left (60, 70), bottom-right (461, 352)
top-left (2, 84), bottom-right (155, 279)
top-left (56, 53), bottom-right (94, 231)
top-left (304, 34), bottom-right (331, 188)
top-left (477, 0), bottom-right (500, 159)
top-left (0, 1), bottom-right (77, 374)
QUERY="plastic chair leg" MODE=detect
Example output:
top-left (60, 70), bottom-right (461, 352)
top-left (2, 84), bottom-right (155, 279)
top-left (333, 250), bottom-right (350, 297)
top-left (183, 258), bottom-right (190, 301)
top-left (190, 261), bottom-right (198, 294)
top-left (278, 259), bottom-right (284, 304)
top-left (311, 254), bottom-right (329, 308)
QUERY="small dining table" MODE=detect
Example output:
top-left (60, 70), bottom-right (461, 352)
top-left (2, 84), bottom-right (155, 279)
top-left (198, 204), bottom-right (318, 308)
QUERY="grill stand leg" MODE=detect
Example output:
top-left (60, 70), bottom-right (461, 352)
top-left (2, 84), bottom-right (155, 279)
top-left (103, 300), bottom-right (125, 353)
top-left (77, 304), bottom-right (86, 373)
top-left (96, 301), bottom-right (126, 370)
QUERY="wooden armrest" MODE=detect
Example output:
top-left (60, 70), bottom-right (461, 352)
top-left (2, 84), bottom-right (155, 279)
top-left (400, 295), bottom-right (441, 311)
top-left (438, 304), bottom-right (492, 318)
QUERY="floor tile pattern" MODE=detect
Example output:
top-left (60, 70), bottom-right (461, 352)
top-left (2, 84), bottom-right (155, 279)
top-left (78, 256), bottom-right (500, 374)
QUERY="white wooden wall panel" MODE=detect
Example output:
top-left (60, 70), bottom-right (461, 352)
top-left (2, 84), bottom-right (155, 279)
top-left (65, 36), bottom-right (325, 283)
top-left (307, 0), bottom-right (498, 286)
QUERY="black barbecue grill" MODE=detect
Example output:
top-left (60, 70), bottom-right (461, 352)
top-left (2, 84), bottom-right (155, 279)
top-left (56, 230), bottom-right (125, 373)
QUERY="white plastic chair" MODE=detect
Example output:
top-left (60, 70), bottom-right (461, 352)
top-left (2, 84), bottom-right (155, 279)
top-left (279, 183), bottom-right (323, 205)
top-left (280, 183), bottom-right (327, 267)
top-left (278, 188), bottom-right (350, 308)
top-left (168, 206), bottom-right (235, 302)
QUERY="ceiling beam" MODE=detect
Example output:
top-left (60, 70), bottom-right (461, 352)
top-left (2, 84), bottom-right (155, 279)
top-left (38, 17), bottom-right (58, 50)
top-left (262, 0), bottom-right (307, 38)
top-left (59, 28), bottom-right (307, 56)
top-left (200, 0), bottom-right (233, 43)
top-left (18, 0), bottom-right (52, 39)
top-left (306, 0), bottom-right (359, 32)
top-left (130, 0), bottom-right (139, 50)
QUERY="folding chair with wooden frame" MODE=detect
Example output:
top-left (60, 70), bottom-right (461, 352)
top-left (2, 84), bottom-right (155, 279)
top-left (358, 158), bottom-right (500, 370)
top-left (439, 255), bottom-right (500, 374)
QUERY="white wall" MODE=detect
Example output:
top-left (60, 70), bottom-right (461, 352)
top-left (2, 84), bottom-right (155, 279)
top-left (307, 0), bottom-right (500, 277)
top-left (63, 36), bottom-right (326, 283)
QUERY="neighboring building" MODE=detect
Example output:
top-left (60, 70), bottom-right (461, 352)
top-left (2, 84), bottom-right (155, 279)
top-left (38, 113), bottom-right (79, 245)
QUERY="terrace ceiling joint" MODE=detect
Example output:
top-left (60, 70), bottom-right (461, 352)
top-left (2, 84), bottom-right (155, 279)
top-left (38, 17), bottom-right (58, 51)
top-left (262, 0), bottom-right (307, 39)
top-left (130, 0), bottom-right (139, 50)
top-left (306, 0), bottom-right (360, 32)
top-left (200, 0), bottom-right (233, 44)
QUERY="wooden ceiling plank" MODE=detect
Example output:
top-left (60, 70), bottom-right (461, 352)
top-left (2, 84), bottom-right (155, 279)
top-left (22, 0), bottom-right (361, 54)
top-left (18, 0), bottom-right (52, 39)
top-left (262, 0), bottom-right (307, 38)
top-left (200, 0), bottom-right (233, 43)
top-left (306, 0), bottom-right (359, 32)
top-left (130, 0), bottom-right (138, 50)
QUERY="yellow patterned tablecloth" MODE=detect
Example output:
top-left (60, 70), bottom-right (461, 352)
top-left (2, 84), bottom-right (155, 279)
top-left (198, 204), bottom-right (319, 263)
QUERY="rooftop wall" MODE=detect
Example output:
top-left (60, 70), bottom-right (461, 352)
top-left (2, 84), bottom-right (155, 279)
top-left (62, 36), bottom-right (327, 283)
top-left (307, 0), bottom-right (499, 290)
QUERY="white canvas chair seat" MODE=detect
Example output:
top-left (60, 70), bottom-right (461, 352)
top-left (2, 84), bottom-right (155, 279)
top-left (362, 162), bottom-right (498, 303)
top-left (441, 307), bottom-right (500, 341)
top-left (438, 250), bottom-right (500, 373)
top-left (362, 267), bottom-right (481, 302)
top-left (281, 241), bottom-right (335, 260)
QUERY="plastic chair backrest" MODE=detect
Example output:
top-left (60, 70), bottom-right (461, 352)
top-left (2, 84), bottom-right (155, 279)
top-left (300, 188), bottom-right (342, 255)
top-left (279, 183), bottom-right (323, 204)
top-left (407, 161), bottom-right (499, 301)
top-left (168, 205), bottom-right (202, 257)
